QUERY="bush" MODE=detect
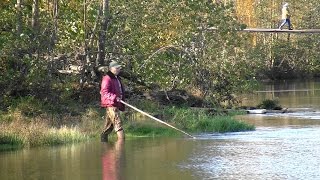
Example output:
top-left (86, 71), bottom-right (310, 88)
top-left (257, 99), bottom-right (282, 110)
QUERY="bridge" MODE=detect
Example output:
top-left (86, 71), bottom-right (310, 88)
top-left (242, 28), bottom-right (320, 34)
top-left (204, 27), bottom-right (320, 34)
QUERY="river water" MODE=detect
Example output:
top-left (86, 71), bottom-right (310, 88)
top-left (1, 80), bottom-right (320, 180)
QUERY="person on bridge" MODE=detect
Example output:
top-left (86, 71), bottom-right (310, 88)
top-left (100, 61), bottom-right (126, 142)
top-left (279, 3), bottom-right (293, 30)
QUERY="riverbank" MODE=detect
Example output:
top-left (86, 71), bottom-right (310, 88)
top-left (0, 97), bottom-right (255, 151)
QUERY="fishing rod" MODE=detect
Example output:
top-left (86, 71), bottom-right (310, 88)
top-left (120, 100), bottom-right (196, 139)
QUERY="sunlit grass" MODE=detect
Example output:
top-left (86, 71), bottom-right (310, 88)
top-left (45, 126), bottom-right (89, 145)
top-left (0, 121), bottom-right (88, 150)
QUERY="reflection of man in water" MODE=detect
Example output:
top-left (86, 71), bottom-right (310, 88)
top-left (102, 140), bottom-right (125, 180)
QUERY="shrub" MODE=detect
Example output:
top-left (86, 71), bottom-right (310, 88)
top-left (257, 99), bottom-right (282, 110)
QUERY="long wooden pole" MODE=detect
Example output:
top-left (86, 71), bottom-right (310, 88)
top-left (120, 100), bottom-right (196, 139)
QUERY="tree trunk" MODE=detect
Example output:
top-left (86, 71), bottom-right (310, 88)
top-left (32, 0), bottom-right (39, 33)
top-left (80, 0), bottom-right (88, 88)
top-left (31, 0), bottom-right (40, 55)
top-left (16, 0), bottom-right (23, 35)
top-left (52, 0), bottom-right (59, 46)
top-left (96, 0), bottom-right (109, 66)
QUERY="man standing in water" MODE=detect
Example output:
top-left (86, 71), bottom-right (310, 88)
top-left (279, 3), bottom-right (293, 30)
top-left (100, 61), bottom-right (125, 142)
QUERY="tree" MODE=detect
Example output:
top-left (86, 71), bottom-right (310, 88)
top-left (96, 0), bottom-right (109, 67)
top-left (16, 0), bottom-right (23, 35)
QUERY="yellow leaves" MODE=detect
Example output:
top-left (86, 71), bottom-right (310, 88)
top-left (124, 23), bottom-right (132, 31)
top-left (142, 13), bottom-right (184, 49)
top-left (0, 0), bottom-right (11, 7)
top-left (235, 0), bottom-right (256, 27)
top-left (154, 30), bottom-right (178, 48)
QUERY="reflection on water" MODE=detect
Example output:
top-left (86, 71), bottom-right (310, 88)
top-left (241, 79), bottom-right (320, 109)
top-left (0, 138), bottom-right (196, 180)
top-left (237, 112), bottom-right (320, 128)
top-left (121, 138), bottom-right (195, 180)
top-left (0, 141), bottom-right (104, 180)
top-left (102, 140), bottom-right (125, 180)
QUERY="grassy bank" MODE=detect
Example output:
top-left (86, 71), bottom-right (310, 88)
top-left (0, 97), bottom-right (255, 150)
top-left (0, 120), bottom-right (89, 150)
top-left (126, 104), bottom-right (255, 136)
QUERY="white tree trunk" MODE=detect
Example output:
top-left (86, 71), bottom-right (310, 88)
top-left (16, 0), bottom-right (23, 34)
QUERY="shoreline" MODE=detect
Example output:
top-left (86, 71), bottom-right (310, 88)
top-left (0, 101), bottom-right (255, 151)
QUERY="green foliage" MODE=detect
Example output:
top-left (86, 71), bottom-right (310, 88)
top-left (257, 99), bottom-right (282, 110)
top-left (2, 0), bottom-right (319, 107)
top-left (104, 1), bottom-right (257, 105)
top-left (8, 96), bottom-right (44, 117)
top-left (130, 99), bottom-right (161, 113)
top-left (3, 96), bottom-right (57, 120)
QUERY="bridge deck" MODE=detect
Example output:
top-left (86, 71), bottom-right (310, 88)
top-left (242, 28), bottom-right (320, 34)
top-left (204, 27), bottom-right (320, 34)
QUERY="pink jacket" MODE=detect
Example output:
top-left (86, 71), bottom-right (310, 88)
top-left (100, 71), bottom-right (125, 111)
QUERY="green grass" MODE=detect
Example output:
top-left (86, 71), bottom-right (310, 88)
top-left (0, 133), bottom-right (24, 151)
top-left (159, 106), bottom-right (255, 133)
top-left (125, 122), bottom-right (179, 137)
top-left (191, 116), bottom-right (255, 133)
